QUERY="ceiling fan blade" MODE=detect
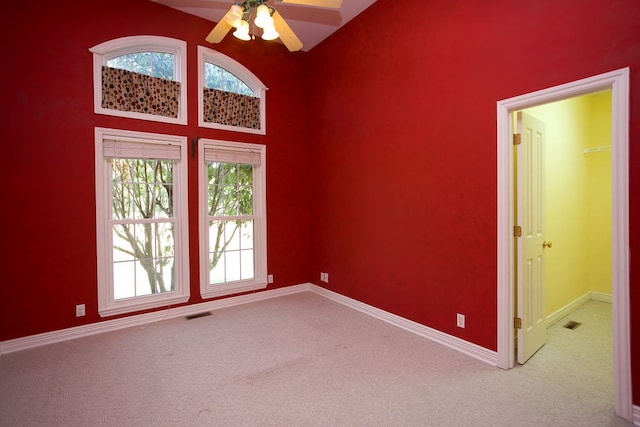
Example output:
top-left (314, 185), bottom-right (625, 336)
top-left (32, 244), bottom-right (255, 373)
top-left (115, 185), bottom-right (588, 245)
top-left (272, 10), bottom-right (303, 52)
top-left (205, 10), bottom-right (233, 43)
top-left (277, 0), bottom-right (342, 9)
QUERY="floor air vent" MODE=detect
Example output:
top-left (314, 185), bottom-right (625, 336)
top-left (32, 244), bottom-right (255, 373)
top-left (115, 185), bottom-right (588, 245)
top-left (563, 320), bottom-right (582, 330)
top-left (185, 312), bottom-right (212, 320)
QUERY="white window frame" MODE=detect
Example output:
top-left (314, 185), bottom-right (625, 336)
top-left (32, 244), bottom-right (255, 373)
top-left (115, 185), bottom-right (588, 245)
top-left (198, 46), bottom-right (268, 135)
top-left (199, 139), bottom-right (267, 299)
top-left (95, 127), bottom-right (190, 317)
top-left (89, 36), bottom-right (188, 125)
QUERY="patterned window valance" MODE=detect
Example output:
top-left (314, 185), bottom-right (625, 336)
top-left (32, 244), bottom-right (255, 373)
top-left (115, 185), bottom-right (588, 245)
top-left (203, 88), bottom-right (260, 130)
top-left (101, 66), bottom-right (180, 119)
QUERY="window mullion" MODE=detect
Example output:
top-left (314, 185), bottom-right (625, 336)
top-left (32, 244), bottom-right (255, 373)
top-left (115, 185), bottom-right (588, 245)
top-left (111, 218), bottom-right (176, 225)
top-left (207, 215), bottom-right (254, 221)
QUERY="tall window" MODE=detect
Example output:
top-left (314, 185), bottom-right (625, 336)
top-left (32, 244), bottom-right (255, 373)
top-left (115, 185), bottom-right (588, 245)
top-left (198, 46), bottom-right (268, 134)
top-left (199, 139), bottom-right (267, 298)
top-left (89, 36), bottom-right (187, 125)
top-left (95, 128), bottom-right (189, 316)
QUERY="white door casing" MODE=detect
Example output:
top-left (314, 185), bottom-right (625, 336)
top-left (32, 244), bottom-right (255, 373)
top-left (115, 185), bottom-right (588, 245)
top-left (516, 111), bottom-right (547, 364)
top-left (496, 68), bottom-right (631, 421)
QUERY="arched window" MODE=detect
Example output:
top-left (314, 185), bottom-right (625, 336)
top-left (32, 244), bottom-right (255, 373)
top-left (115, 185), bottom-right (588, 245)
top-left (198, 46), bottom-right (268, 135)
top-left (89, 36), bottom-right (187, 125)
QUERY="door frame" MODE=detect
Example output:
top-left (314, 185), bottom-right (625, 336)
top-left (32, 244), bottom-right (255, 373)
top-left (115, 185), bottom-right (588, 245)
top-left (496, 68), bottom-right (631, 421)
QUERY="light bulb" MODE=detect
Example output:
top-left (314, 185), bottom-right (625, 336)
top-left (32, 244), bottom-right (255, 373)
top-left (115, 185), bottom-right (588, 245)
top-left (233, 20), bottom-right (251, 41)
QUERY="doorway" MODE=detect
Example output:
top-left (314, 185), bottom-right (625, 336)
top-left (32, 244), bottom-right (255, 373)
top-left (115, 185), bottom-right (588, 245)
top-left (516, 91), bottom-right (613, 364)
top-left (496, 68), bottom-right (631, 421)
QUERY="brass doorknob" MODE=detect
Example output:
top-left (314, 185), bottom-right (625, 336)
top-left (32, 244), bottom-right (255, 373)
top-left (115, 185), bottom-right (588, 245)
top-left (543, 241), bottom-right (553, 249)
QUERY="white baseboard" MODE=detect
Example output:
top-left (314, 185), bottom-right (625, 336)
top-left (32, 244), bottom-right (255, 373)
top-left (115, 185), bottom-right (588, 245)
top-left (1, 283), bottom-right (497, 368)
top-left (308, 284), bottom-right (498, 366)
top-left (591, 291), bottom-right (613, 303)
top-left (0, 284), bottom-right (310, 355)
top-left (545, 291), bottom-right (613, 328)
top-left (545, 292), bottom-right (592, 327)
top-left (3, 284), bottom-right (630, 420)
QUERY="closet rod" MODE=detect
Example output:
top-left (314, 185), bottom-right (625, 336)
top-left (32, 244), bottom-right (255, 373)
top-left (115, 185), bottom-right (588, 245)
top-left (583, 145), bottom-right (611, 154)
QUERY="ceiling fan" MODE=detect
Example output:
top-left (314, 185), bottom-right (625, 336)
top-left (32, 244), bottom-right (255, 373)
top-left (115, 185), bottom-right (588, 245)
top-left (205, 0), bottom-right (343, 52)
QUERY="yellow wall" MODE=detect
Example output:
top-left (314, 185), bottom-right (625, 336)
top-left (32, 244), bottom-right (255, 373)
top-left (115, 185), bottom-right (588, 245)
top-left (522, 90), bottom-right (611, 316)
top-left (586, 91), bottom-right (613, 295)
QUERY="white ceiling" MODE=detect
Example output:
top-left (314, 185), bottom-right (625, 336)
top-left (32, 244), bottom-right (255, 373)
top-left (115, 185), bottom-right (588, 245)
top-left (151, 0), bottom-right (378, 51)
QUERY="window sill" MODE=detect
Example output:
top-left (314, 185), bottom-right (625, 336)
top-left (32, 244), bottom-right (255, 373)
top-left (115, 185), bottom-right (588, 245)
top-left (201, 280), bottom-right (268, 300)
top-left (99, 294), bottom-right (190, 318)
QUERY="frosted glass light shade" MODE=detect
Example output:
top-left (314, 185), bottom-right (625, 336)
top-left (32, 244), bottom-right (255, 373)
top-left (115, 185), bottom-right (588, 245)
top-left (225, 5), bottom-right (244, 28)
top-left (233, 20), bottom-right (251, 41)
top-left (261, 24), bottom-right (279, 41)
top-left (254, 5), bottom-right (273, 29)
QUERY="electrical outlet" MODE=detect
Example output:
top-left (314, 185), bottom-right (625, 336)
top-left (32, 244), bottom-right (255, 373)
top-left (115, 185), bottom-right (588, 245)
top-left (456, 313), bottom-right (465, 328)
top-left (267, 274), bottom-right (273, 284)
top-left (320, 272), bottom-right (329, 283)
top-left (76, 304), bottom-right (86, 317)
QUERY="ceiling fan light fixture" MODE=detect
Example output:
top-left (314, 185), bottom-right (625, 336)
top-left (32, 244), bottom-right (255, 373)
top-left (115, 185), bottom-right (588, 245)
top-left (233, 20), bottom-right (251, 41)
top-left (208, 0), bottom-right (316, 51)
top-left (261, 24), bottom-right (279, 41)
top-left (225, 4), bottom-right (244, 28)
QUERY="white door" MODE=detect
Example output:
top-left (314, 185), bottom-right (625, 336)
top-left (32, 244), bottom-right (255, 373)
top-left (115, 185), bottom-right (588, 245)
top-left (516, 111), bottom-right (548, 364)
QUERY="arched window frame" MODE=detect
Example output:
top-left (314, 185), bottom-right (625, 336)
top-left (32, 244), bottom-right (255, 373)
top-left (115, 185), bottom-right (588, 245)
top-left (198, 46), bottom-right (268, 135)
top-left (89, 36), bottom-right (188, 125)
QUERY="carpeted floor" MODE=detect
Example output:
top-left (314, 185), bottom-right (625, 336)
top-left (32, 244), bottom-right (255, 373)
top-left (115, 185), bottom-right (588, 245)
top-left (0, 292), bottom-right (631, 426)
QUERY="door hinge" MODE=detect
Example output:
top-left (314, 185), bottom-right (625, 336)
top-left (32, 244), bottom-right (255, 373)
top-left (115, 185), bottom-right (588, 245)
top-left (514, 317), bottom-right (522, 329)
top-left (513, 133), bottom-right (521, 145)
top-left (514, 225), bottom-right (522, 237)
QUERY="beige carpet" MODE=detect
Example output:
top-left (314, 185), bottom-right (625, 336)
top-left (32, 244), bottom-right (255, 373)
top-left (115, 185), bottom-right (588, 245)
top-left (0, 292), bottom-right (630, 426)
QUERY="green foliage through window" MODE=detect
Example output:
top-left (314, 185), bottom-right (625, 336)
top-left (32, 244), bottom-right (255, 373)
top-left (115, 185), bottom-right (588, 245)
top-left (207, 162), bottom-right (255, 283)
top-left (107, 52), bottom-right (175, 80)
top-left (111, 158), bottom-right (175, 297)
top-left (205, 63), bottom-right (253, 96)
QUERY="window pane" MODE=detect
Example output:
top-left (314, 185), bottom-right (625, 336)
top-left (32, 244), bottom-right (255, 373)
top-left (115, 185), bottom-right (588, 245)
top-left (240, 249), bottom-right (254, 280)
top-left (207, 219), bottom-right (254, 284)
top-left (225, 222), bottom-right (241, 251)
top-left (113, 260), bottom-right (135, 299)
top-left (158, 256), bottom-right (175, 292)
top-left (204, 156), bottom-right (258, 288)
top-left (239, 221), bottom-right (254, 250)
top-left (135, 259), bottom-right (153, 296)
top-left (208, 162), bottom-right (253, 217)
top-left (107, 52), bottom-right (175, 80)
top-left (112, 159), bottom-right (174, 220)
top-left (225, 251), bottom-right (241, 282)
top-left (210, 252), bottom-right (225, 284)
top-left (111, 176), bottom-right (133, 219)
top-left (204, 63), bottom-right (253, 96)
top-left (156, 222), bottom-right (175, 258)
top-left (113, 225), bottom-right (135, 262)
top-left (111, 221), bottom-right (175, 300)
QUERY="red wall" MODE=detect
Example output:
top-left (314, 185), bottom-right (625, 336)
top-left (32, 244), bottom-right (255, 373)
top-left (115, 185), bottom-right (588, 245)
top-left (0, 0), bottom-right (310, 339)
top-left (306, 0), bottom-right (640, 404)
top-left (1, 0), bottom-right (638, 409)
